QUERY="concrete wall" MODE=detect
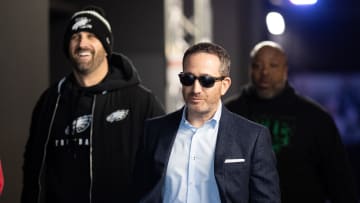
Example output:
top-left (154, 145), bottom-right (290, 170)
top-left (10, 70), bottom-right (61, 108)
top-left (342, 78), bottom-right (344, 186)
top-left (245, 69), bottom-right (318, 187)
top-left (0, 0), bottom-right (49, 202)
top-left (213, 0), bottom-right (265, 99)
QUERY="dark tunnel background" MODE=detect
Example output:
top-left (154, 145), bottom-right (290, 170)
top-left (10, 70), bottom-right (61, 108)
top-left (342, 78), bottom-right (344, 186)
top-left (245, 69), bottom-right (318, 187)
top-left (0, 0), bottom-right (359, 202)
top-left (50, 0), bottom-right (360, 200)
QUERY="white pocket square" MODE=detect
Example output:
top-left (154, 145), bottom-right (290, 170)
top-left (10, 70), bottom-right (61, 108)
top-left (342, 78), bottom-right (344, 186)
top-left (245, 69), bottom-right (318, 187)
top-left (224, 158), bottom-right (245, 163)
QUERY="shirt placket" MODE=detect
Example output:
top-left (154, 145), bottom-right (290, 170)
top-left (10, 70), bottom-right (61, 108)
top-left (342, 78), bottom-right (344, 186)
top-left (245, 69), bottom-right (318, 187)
top-left (187, 126), bottom-right (198, 203)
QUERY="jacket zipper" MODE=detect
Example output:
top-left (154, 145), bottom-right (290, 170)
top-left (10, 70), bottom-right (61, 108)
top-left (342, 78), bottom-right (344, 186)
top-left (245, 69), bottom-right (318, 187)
top-left (37, 94), bottom-right (61, 203)
top-left (89, 95), bottom-right (96, 203)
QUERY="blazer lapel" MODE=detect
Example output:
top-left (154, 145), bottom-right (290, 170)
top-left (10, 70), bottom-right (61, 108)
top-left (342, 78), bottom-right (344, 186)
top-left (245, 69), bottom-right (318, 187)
top-left (214, 107), bottom-right (233, 169)
top-left (153, 109), bottom-right (183, 171)
top-left (214, 107), bottom-right (233, 200)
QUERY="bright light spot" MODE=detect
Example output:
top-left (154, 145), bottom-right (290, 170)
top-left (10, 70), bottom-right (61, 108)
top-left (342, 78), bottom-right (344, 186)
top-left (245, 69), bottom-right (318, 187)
top-left (266, 12), bottom-right (285, 35)
top-left (289, 0), bottom-right (317, 5)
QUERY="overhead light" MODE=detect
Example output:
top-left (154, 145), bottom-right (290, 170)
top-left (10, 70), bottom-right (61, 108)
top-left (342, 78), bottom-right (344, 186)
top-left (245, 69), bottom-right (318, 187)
top-left (266, 12), bottom-right (285, 35)
top-left (289, 0), bottom-right (317, 5)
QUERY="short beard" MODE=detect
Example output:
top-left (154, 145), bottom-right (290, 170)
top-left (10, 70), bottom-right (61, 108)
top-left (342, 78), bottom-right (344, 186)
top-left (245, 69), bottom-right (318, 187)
top-left (253, 81), bottom-right (286, 99)
top-left (74, 61), bottom-right (93, 75)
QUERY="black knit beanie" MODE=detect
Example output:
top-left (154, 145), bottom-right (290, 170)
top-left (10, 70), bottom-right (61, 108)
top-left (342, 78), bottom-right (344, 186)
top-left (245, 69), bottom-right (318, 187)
top-left (63, 6), bottom-right (113, 58)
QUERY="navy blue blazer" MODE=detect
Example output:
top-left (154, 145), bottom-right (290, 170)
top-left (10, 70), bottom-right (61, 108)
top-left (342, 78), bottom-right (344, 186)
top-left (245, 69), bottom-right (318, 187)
top-left (135, 106), bottom-right (280, 203)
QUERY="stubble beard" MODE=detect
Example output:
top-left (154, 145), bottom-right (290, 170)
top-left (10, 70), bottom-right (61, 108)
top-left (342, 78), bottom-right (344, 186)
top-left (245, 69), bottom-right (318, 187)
top-left (253, 81), bottom-right (286, 99)
top-left (185, 93), bottom-right (212, 118)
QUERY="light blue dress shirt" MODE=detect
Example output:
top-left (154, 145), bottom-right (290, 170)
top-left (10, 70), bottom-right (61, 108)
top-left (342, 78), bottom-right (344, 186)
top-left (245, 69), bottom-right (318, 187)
top-left (162, 103), bottom-right (222, 203)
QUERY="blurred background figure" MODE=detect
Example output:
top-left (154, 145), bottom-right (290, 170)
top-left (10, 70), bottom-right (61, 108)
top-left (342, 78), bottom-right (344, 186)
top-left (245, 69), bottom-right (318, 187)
top-left (225, 40), bottom-right (358, 203)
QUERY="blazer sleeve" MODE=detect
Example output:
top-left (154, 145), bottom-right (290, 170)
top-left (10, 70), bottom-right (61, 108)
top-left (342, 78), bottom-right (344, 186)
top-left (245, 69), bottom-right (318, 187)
top-left (250, 127), bottom-right (281, 203)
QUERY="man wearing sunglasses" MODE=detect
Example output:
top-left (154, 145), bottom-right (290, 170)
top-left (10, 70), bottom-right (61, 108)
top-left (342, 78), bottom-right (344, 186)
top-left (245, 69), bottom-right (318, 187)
top-left (134, 42), bottom-right (280, 203)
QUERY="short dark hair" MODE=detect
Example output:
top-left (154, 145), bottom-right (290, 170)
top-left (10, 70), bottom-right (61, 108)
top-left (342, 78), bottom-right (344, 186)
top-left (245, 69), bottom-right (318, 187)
top-left (183, 42), bottom-right (231, 76)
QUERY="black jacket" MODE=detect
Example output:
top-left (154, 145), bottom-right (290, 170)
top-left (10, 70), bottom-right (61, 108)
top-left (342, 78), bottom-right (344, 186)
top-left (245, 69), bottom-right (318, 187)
top-left (22, 53), bottom-right (165, 203)
top-left (225, 83), bottom-right (358, 203)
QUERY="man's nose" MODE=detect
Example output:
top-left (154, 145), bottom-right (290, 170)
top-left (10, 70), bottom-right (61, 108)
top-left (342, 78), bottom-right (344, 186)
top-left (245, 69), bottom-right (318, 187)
top-left (78, 36), bottom-right (89, 48)
top-left (260, 66), bottom-right (270, 75)
top-left (192, 79), bottom-right (202, 93)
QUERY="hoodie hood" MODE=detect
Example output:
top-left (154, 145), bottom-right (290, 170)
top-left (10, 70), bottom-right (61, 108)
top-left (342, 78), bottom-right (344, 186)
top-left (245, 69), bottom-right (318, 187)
top-left (58, 52), bottom-right (141, 94)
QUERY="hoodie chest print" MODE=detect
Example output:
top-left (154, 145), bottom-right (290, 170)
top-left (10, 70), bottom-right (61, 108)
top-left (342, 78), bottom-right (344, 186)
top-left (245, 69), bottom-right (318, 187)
top-left (54, 115), bottom-right (92, 148)
top-left (70, 115), bottom-right (93, 134)
top-left (252, 115), bottom-right (295, 154)
top-left (106, 109), bottom-right (129, 123)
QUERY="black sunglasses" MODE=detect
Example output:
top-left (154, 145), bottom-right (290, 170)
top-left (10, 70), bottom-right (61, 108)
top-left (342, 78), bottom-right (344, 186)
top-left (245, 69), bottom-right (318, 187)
top-left (178, 72), bottom-right (225, 88)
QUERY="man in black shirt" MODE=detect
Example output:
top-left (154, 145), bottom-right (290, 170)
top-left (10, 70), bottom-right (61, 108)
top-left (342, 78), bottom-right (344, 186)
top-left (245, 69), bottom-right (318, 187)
top-left (225, 40), bottom-right (358, 203)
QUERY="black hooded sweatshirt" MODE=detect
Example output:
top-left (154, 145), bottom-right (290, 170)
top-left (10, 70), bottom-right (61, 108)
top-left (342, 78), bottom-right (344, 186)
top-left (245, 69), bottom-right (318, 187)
top-left (225, 83), bottom-right (358, 203)
top-left (22, 53), bottom-right (165, 203)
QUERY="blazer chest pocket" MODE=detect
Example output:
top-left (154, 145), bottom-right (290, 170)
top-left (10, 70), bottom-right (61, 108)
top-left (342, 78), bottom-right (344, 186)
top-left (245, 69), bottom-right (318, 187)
top-left (224, 158), bottom-right (250, 187)
top-left (224, 158), bottom-right (248, 174)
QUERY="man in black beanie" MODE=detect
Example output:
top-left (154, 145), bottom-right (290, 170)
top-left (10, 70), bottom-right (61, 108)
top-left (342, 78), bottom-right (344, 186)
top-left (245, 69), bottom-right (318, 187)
top-left (21, 5), bottom-right (165, 203)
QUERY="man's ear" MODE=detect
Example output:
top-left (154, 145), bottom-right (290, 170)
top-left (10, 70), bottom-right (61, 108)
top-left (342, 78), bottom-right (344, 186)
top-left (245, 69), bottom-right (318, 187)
top-left (221, 77), bottom-right (231, 96)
